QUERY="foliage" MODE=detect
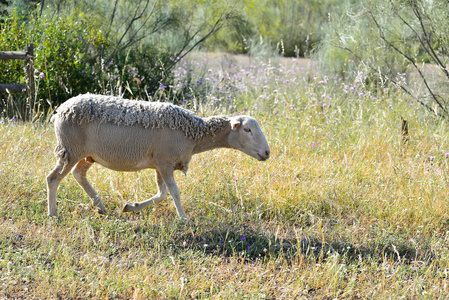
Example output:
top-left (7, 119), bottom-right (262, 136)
top-left (247, 0), bottom-right (339, 57)
top-left (0, 1), bottom-right (238, 117)
top-left (0, 9), bottom-right (107, 114)
top-left (29, 12), bottom-right (109, 102)
top-left (203, 0), bottom-right (342, 57)
top-left (314, 0), bottom-right (449, 118)
top-left (0, 0), bottom-right (40, 18)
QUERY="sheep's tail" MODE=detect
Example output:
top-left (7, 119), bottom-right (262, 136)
top-left (50, 114), bottom-right (57, 123)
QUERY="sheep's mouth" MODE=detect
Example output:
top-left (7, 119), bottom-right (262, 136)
top-left (257, 153), bottom-right (269, 161)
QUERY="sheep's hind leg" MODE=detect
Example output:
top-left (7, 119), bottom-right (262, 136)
top-left (47, 156), bottom-right (78, 217)
top-left (123, 170), bottom-right (167, 212)
top-left (72, 157), bottom-right (106, 214)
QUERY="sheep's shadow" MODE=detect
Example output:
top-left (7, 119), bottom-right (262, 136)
top-left (171, 224), bottom-right (435, 265)
top-left (122, 205), bottom-right (435, 266)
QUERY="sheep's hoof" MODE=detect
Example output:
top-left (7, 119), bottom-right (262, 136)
top-left (122, 203), bottom-right (134, 212)
top-left (48, 210), bottom-right (58, 218)
top-left (97, 208), bottom-right (106, 215)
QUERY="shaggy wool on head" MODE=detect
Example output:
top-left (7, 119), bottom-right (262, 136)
top-left (55, 94), bottom-right (229, 141)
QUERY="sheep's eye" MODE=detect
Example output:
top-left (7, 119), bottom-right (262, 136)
top-left (244, 128), bottom-right (251, 133)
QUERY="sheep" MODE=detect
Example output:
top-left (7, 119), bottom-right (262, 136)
top-left (46, 93), bottom-right (270, 221)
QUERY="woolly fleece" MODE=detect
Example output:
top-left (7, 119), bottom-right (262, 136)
top-left (55, 94), bottom-right (229, 141)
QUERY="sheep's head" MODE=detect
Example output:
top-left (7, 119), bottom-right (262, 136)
top-left (228, 116), bottom-right (270, 161)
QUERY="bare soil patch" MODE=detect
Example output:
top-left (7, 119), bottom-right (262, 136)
top-left (186, 52), bottom-right (313, 73)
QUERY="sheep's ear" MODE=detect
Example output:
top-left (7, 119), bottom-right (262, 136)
top-left (230, 118), bottom-right (241, 131)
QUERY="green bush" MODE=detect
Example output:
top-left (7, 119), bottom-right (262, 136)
top-left (0, 8), bottom-right (177, 117)
top-left (0, 10), bottom-right (107, 111)
top-left (197, 0), bottom-right (341, 57)
top-left (244, 0), bottom-right (337, 57)
top-left (103, 46), bottom-right (174, 100)
top-left (29, 11), bottom-right (108, 102)
top-left (0, 10), bottom-right (28, 86)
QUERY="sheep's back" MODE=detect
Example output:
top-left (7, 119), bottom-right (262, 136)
top-left (55, 94), bottom-right (228, 141)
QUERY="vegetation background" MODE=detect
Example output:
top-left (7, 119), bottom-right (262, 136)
top-left (0, 0), bottom-right (349, 114)
top-left (2, 0), bottom-right (449, 298)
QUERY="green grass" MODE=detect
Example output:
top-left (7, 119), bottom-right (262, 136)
top-left (2, 58), bottom-right (449, 298)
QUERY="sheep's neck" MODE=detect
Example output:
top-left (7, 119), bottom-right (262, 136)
top-left (192, 127), bottom-right (231, 155)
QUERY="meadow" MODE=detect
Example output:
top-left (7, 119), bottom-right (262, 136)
top-left (2, 54), bottom-right (449, 299)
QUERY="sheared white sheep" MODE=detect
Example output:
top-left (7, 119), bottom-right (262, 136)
top-left (46, 93), bottom-right (270, 221)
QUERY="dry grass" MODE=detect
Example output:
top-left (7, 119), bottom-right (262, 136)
top-left (2, 57), bottom-right (449, 299)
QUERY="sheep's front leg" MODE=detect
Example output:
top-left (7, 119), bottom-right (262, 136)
top-left (158, 167), bottom-right (190, 222)
top-left (123, 170), bottom-right (167, 212)
top-left (72, 157), bottom-right (106, 214)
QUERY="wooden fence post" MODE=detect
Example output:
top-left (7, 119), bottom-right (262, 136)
top-left (0, 43), bottom-right (35, 120)
top-left (26, 43), bottom-right (35, 120)
top-left (401, 117), bottom-right (409, 145)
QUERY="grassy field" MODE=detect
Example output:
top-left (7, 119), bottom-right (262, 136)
top-left (2, 56), bottom-right (449, 299)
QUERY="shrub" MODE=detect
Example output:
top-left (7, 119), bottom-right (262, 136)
top-left (314, 0), bottom-right (449, 118)
top-left (0, 0), bottom-right (240, 119)
top-left (0, 9), bottom-right (177, 117)
top-left (0, 10), bottom-right (108, 114)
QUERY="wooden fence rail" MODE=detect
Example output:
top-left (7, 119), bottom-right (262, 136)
top-left (0, 43), bottom-right (35, 119)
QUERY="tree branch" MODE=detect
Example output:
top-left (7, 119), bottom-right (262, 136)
top-left (146, 10), bottom-right (231, 92)
top-left (411, 3), bottom-right (449, 81)
top-left (105, 0), bottom-right (155, 65)
top-left (369, 10), bottom-right (448, 116)
top-left (105, 0), bottom-right (119, 41)
top-left (336, 43), bottom-right (443, 118)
